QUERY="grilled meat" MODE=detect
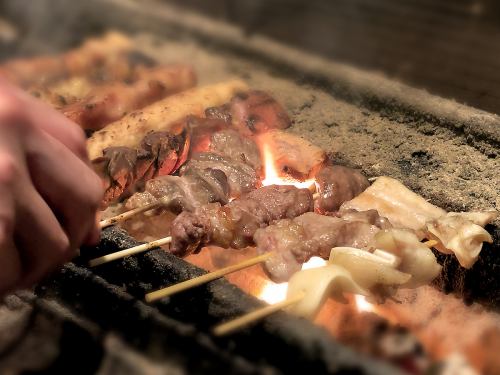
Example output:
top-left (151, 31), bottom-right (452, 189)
top-left (62, 65), bottom-right (196, 130)
top-left (255, 210), bottom-right (391, 282)
top-left (315, 165), bottom-right (370, 213)
top-left (170, 185), bottom-right (314, 257)
top-left (93, 129), bottom-right (189, 206)
top-left (206, 90), bottom-right (291, 135)
top-left (0, 32), bottom-right (133, 87)
top-left (183, 153), bottom-right (258, 198)
top-left (87, 80), bottom-right (248, 161)
top-left (126, 167), bottom-right (230, 213)
top-left (125, 124), bottom-right (261, 212)
top-left (209, 129), bottom-right (262, 171)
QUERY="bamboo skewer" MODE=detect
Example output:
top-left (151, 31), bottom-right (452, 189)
top-left (211, 240), bottom-right (439, 335)
top-left (100, 200), bottom-right (166, 229)
top-left (89, 236), bottom-right (172, 267)
top-left (145, 252), bottom-right (273, 302)
top-left (213, 292), bottom-right (306, 336)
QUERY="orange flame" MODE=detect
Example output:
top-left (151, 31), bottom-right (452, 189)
top-left (260, 143), bottom-right (316, 190)
top-left (257, 257), bottom-right (327, 304)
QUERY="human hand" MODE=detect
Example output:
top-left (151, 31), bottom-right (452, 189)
top-left (0, 79), bottom-right (102, 295)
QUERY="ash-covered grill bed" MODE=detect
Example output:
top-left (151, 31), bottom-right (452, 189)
top-left (0, 0), bottom-right (498, 373)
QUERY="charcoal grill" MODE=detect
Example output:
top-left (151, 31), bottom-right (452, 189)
top-left (0, 0), bottom-right (498, 374)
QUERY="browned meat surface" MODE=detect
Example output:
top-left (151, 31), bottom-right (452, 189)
top-left (125, 125), bottom-right (261, 220)
top-left (205, 90), bottom-right (291, 135)
top-left (315, 165), bottom-right (370, 213)
top-left (0, 32), bottom-right (134, 87)
top-left (93, 129), bottom-right (189, 206)
top-left (61, 65), bottom-right (196, 130)
top-left (170, 185), bottom-right (314, 256)
top-left (126, 167), bottom-right (229, 213)
top-left (209, 129), bottom-right (262, 172)
top-left (187, 116), bottom-right (230, 155)
top-left (183, 152), bottom-right (258, 198)
top-left (255, 210), bottom-right (391, 282)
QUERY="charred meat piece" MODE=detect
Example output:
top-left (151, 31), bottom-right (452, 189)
top-left (124, 126), bottom-right (261, 219)
top-left (125, 167), bottom-right (230, 213)
top-left (209, 129), bottom-right (262, 172)
top-left (182, 152), bottom-right (258, 198)
top-left (187, 116), bottom-right (230, 155)
top-left (136, 129), bottom-right (189, 181)
top-left (93, 130), bottom-right (188, 206)
top-left (255, 210), bottom-right (391, 282)
top-left (0, 32), bottom-right (133, 87)
top-left (315, 165), bottom-right (370, 213)
top-left (170, 185), bottom-right (314, 257)
top-left (62, 65), bottom-right (196, 130)
top-left (205, 91), bottom-right (291, 135)
top-left (87, 80), bottom-right (248, 161)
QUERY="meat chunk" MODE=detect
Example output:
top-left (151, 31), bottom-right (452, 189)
top-left (126, 167), bottom-right (229, 213)
top-left (206, 91), bottom-right (291, 135)
top-left (340, 176), bottom-right (446, 233)
top-left (255, 210), bottom-right (390, 282)
top-left (170, 185), bottom-right (314, 256)
top-left (209, 129), bottom-right (262, 172)
top-left (93, 129), bottom-right (189, 206)
top-left (182, 152), bottom-right (258, 198)
top-left (62, 65), bottom-right (196, 130)
top-left (315, 165), bottom-right (370, 213)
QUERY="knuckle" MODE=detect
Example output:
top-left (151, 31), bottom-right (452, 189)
top-left (0, 152), bottom-right (20, 185)
top-left (0, 93), bottom-right (22, 121)
top-left (52, 233), bottom-right (71, 257)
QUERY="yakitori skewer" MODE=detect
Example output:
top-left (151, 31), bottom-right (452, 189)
top-left (211, 239), bottom-right (439, 336)
top-left (89, 236), bottom-right (172, 267)
top-left (145, 252), bottom-right (273, 302)
top-left (98, 189), bottom-right (320, 230)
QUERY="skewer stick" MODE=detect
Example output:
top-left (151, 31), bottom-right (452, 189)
top-left (100, 201), bottom-right (164, 229)
top-left (89, 236), bottom-right (172, 267)
top-left (212, 239), bottom-right (439, 335)
top-left (145, 252), bottom-right (273, 302)
top-left (312, 192), bottom-right (319, 200)
top-left (213, 292), bottom-right (306, 336)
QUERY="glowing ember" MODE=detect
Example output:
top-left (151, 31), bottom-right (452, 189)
top-left (260, 143), bottom-right (316, 189)
top-left (257, 257), bottom-right (327, 304)
top-left (354, 295), bottom-right (375, 313)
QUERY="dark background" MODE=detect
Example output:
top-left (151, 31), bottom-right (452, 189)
top-left (164, 0), bottom-right (500, 115)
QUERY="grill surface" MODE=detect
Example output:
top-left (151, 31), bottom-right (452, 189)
top-left (0, 0), bottom-right (498, 373)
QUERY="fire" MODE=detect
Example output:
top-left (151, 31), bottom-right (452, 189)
top-left (260, 143), bottom-right (316, 190)
top-left (257, 257), bottom-right (327, 304)
top-left (354, 294), bottom-right (376, 313)
top-left (258, 282), bottom-right (288, 305)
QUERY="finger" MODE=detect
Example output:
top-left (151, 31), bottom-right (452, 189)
top-left (82, 214), bottom-right (101, 246)
top-left (25, 128), bottom-right (102, 249)
top-left (14, 183), bottom-right (72, 287)
top-left (0, 78), bottom-right (89, 161)
top-left (0, 155), bottom-right (21, 295)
